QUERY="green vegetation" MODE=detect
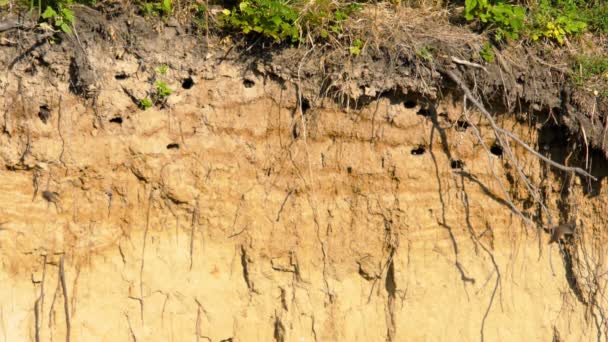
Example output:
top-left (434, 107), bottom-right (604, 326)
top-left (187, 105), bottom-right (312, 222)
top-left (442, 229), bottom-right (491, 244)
top-left (141, 0), bottom-right (172, 17)
top-left (3, 0), bottom-right (605, 48)
top-left (349, 38), bottom-right (363, 56)
top-left (220, 0), bottom-right (300, 42)
top-left (479, 42), bottom-right (495, 63)
top-left (416, 47), bottom-right (433, 61)
top-left (464, 0), bottom-right (525, 40)
top-left (465, 0), bottom-right (608, 44)
top-left (573, 55), bottom-right (608, 86)
top-left (155, 81), bottom-right (173, 98)
top-left (220, 0), bottom-right (362, 43)
top-left (40, 3), bottom-right (75, 33)
top-left (155, 64), bottom-right (168, 75)
top-left (139, 98), bottom-right (153, 110)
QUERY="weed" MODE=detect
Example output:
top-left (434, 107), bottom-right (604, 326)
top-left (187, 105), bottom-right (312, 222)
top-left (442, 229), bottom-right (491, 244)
top-left (139, 98), bottom-right (153, 110)
top-left (326, 3), bottom-right (361, 35)
top-left (141, 0), bottom-right (172, 17)
top-left (193, 3), bottom-right (207, 28)
top-left (479, 42), bottom-right (495, 63)
top-left (221, 0), bottom-right (361, 43)
top-left (573, 55), bottom-right (608, 85)
top-left (221, 0), bottom-right (300, 43)
top-left (416, 47), bottom-right (433, 61)
top-left (349, 38), bottom-right (363, 56)
top-left (528, 0), bottom-right (587, 44)
top-left (155, 81), bottom-right (172, 98)
top-left (156, 64), bottom-right (168, 75)
top-left (464, 0), bottom-right (525, 41)
top-left (40, 2), bottom-right (75, 33)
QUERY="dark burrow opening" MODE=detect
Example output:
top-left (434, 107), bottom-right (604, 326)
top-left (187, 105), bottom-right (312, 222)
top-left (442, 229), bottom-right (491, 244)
top-left (166, 143), bottom-right (180, 149)
top-left (456, 120), bottom-right (469, 131)
top-left (300, 97), bottom-right (311, 114)
top-left (109, 117), bottom-right (123, 124)
top-left (404, 99), bottom-right (417, 109)
top-left (417, 107), bottom-right (432, 117)
top-left (450, 159), bottom-right (464, 169)
top-left (38, 105), bottom-right (51, 124)
top-left (411, 146), bottom-right (426, 155)
top-left (114, 72), bottom-right (129, 80)
top-left (490, 143), bottom-right (503, 156)
top-left (182, 77), bottom-right (194, 89)
top-left (243, 79), bottom-right (255, 88)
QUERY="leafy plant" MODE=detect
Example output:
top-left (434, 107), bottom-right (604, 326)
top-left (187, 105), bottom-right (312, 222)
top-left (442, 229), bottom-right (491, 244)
top-left (573, 55), bottom-right (608, 85)
top-left (41, 4), bottom-right (75, 33)
top-left (155, 81), bottom-right (172, 98)
top-left (464, 0), bottom-right (525, 40)
top-left (349, 38), bottom-right (363, 56)
top-left (327, 3), bottom-right (361, 35)
top-left (156, 64), bottom-right (168, 75)
top-left (528, 0), bottom-right (587, 43)
top-left (139, 98), bottom-right (153, 110)
top-left (479, 42), bottom-right (495, 63)
top-left (416, 47), bottom-right (433, 61)
top-left (141, 0), bottom-right (172, 17)
top-left (221, 0), bottom-right (300, 43)
top-left (193, 3), bottom-right (207, 28)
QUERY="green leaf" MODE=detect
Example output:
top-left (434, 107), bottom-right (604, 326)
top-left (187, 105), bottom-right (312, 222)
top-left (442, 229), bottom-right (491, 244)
top-left (61, 8), bottom-right (75, 23)
top-left (60, 22), bottom-right (72, 33)
top-left (42, 6), bottom-right (57, 19)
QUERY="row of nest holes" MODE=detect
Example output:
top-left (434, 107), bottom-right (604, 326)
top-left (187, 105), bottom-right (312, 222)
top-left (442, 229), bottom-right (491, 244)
top-left (409, 144), bottom-right (503, 157)
top-left (114, 74), bottom-right (195, 90)
top-left (114, 74), bottom-right (256, 90)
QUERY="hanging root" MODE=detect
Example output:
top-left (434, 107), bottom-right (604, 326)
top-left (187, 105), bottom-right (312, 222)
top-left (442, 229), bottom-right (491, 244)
top-left (440, 66), bottom-right (596, 231)
top-left (442, 67), bottom-right (595, 181)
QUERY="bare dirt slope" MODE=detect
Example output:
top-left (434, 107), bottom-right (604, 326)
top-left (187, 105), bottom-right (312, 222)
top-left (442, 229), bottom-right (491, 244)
top-left (1, 6), bottom-right (608, 342)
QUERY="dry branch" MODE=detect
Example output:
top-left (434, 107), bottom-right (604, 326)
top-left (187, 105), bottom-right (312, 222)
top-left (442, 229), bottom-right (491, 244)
top-left (451, 57), bottom-right (488, 73)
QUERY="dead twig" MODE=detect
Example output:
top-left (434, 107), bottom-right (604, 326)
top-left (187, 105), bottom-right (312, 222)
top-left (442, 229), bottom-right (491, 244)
top-left (451, 56), bottom-right (488, 73)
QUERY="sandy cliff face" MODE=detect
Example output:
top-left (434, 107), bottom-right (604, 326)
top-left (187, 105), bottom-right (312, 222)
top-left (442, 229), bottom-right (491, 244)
top-left (1, 13), bottom-right (608, 342)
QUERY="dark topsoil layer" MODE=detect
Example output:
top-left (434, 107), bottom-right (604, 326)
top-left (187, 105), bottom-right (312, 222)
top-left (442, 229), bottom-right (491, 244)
top-left (1, 3), bottom-right (608, 162)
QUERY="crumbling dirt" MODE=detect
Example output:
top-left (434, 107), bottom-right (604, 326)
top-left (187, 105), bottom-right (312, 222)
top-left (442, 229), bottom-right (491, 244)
top-left (1, 4), bottom-right (608, 341)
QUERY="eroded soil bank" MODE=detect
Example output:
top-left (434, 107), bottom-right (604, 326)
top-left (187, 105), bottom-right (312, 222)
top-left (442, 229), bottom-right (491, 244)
top-left (1, 6), bottom-right (608, 342)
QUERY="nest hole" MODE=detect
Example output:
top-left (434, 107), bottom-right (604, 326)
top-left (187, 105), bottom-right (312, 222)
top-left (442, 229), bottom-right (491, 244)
top-left (243, 79), bottom-right (255, 88)
top-left (456, 120), bottom-right (470, 131)
top-left (109, 117), bottom-right (123, 124)
top-left (347, 166), bottom-right (353, 174)
top-left (166, 143), bottom-right (180, 150)
top-left (417, 107), bottom-right (431, 117)
top-left (38, 105), bottom-right (51, 124)
top-left (300, 97), bottom-right (311, 113)
top-left (450, 159), bottom-right (464, 169)
top-left (115, 72), bottom-right (129, 80)
top-left (411, 146), bottom-right (426, 155)
top-left (403, 100), bottom-right (417, 109)
top-left (182, 77), bottom-right (194, 89)
top-left (490, 144), bottom-right (503, 156)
